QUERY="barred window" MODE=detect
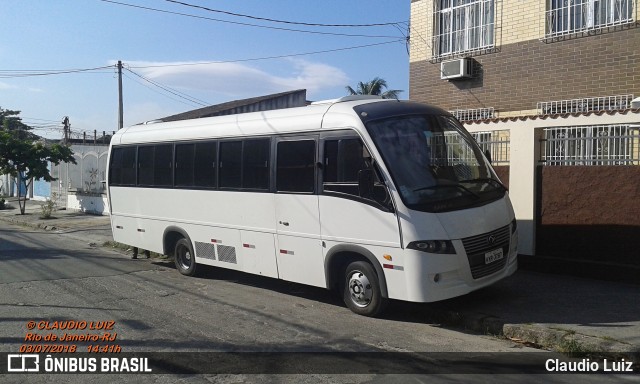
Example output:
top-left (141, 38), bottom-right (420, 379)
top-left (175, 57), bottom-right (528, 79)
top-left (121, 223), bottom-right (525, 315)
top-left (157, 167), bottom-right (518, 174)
top-left (546, 0), bottom-right (634, 39)
top-left (541, 125), bottom-right (640, 165)
top-left (471, 130), bottom-right (510, 165)
top-left (433, 0), bottom-right (495, 59)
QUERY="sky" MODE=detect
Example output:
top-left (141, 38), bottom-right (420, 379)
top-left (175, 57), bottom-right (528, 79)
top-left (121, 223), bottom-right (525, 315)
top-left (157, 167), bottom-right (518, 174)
top-left (0, 0), bottom-right (410, 140)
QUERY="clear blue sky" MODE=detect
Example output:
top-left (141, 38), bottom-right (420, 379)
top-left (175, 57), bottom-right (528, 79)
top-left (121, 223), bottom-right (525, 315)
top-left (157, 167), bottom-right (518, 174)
top-left (0, 0), bottom-right (410, 139)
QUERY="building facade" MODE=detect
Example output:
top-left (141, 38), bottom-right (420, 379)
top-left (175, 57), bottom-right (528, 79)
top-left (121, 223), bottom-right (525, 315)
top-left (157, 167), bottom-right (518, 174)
top-left (410, 0), bottom-right (640, 269)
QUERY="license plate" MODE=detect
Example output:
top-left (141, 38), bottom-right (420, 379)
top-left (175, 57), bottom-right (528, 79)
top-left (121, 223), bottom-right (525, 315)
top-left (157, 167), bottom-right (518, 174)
top-left (484, 248), bottom-right (504, 264)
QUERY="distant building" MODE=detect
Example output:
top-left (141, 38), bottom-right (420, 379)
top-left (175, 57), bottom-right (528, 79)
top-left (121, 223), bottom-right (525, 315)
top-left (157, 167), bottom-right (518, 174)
top-left (155, 89), bottom-right (309, 122)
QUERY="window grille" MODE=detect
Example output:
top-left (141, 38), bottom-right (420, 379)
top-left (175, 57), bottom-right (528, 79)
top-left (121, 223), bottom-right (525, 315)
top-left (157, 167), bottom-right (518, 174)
top-left (540, 124), bottom-right (640, 165)
top-left (471, 130), bottom-right (510, 165)
top-left (433, 0), bottom-right (495, 59)
top-left (450, 107), bottom-right (495, 121)
top-left (545, 0), bottom-right (635, 39)
top-left (537, 95), bottom-right (635, 115)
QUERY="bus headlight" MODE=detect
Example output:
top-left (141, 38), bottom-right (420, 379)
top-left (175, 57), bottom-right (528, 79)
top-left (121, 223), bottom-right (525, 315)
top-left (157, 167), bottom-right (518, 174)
top-left (407, 240), bottom-right (455, 254)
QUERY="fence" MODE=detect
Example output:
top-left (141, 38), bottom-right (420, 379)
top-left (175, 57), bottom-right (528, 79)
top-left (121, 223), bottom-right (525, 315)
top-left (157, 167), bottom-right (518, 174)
top-left (540, 124), bottom-right (640, 165)
top-left (472, 130), bottom-right (510, 165)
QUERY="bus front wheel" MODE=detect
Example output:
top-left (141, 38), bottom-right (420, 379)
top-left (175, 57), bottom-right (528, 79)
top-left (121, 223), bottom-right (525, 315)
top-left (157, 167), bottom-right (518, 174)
top-left (343, 261), bottom-right (387, 317)
top-left (175, 238), bottom-right (196, 276)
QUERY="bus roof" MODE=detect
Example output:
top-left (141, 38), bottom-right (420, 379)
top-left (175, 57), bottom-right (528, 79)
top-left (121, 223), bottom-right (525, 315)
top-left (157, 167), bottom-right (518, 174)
top-left (111, 97), bottom-right (447, 146)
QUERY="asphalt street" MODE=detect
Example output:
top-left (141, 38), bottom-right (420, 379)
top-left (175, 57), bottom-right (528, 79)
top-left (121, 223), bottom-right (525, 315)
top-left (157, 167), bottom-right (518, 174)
top-left (1, 220), bottom-right (637, 383)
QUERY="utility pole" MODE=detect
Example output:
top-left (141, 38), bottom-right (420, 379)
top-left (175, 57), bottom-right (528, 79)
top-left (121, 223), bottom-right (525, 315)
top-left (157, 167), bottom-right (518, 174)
top-left (118, 60), bottom-right (124, 130)
top-left (62, 116), bottom-right (70, 144)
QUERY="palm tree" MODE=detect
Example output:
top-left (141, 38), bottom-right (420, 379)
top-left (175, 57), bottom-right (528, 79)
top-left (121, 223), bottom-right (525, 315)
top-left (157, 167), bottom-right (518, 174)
top-left (345, 77), bottom-right (403, 100)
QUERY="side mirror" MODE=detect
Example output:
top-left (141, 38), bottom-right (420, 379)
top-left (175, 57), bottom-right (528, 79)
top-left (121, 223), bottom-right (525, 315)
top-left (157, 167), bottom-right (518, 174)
top-left (484, 149), bottom-right (492, 164)
top-left (358, 169), bottom-right (374, 199)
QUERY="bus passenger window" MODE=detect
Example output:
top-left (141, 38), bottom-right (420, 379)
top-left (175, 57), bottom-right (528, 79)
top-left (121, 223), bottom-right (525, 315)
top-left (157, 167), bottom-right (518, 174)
top-left (243, 139), bottom-right (270, 190)
top-left (194, 142), bottom-right (217, 188)
top-left (154, 144), bottom-right (173, 187)
top-left (109, 146), bottom-right (136, 186)
top-left (137, 146), bottom-right (154, 186)
top-left (175, 143), bottom-right (195, 187)
top-left (219, 141), bottom-right (242, 189)
top-left (276, 140), bottom-right (315, 193)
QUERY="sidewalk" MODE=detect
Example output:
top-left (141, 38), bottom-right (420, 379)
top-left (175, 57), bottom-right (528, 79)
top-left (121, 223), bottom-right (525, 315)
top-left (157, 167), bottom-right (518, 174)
top-left (1, 198), bottom-right (638, 360)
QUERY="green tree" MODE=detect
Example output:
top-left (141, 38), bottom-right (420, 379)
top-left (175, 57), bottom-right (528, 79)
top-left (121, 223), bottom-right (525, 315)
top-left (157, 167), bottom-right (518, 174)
top-left (345, 77), bottom-right (403, 100)
top-left (0, 108), bottom-right (76, 214)
top-left (1, 108), bottom-right (39, 140)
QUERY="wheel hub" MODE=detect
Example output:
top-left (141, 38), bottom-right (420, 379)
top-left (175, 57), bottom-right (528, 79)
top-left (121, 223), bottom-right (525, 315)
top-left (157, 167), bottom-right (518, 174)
top-left (348, 271), bottom-right (372, 308)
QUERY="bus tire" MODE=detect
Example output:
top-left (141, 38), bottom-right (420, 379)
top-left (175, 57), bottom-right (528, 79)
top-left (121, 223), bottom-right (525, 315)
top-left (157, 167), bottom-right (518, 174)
top-left (343, 261), bottom-right (387, 317)
top-left (175, 238), bottom-right (196, 276)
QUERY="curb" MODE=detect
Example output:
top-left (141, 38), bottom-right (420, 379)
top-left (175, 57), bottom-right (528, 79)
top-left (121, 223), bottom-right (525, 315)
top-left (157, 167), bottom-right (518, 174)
top-left (431, 308), bottom-right (638, 360)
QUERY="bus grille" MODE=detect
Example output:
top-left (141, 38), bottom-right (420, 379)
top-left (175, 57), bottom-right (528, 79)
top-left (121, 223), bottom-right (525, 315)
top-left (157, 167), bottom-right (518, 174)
top-left (195, 242), bottom-right (216, 261)
top-left (217, 245), bottom-right (237, 264)
top-left (461, 225), bottom-right (510, 279)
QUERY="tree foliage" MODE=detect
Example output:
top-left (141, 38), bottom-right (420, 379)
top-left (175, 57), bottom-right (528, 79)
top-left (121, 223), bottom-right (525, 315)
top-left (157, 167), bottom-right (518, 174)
top-left (0, 107), bottom-right (76, 214)
top-left (1, 108), bottom-right (39, 140)
top-left (345, 77), bottom-right (403, 100)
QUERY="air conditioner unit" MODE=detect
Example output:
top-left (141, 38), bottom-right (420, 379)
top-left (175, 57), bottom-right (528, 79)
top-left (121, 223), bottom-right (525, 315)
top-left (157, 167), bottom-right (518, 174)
top-left (440, 58), bottom-right (473, 80)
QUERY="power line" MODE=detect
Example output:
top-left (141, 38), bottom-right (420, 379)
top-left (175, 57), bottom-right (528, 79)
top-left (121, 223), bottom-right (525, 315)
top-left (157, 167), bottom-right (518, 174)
top-left (98, 0), bottom-right (404, 39)
top-left (0, 66), bottom-right (113, 79)
top-left (125, 68), bottom-right (210, 107)
top-left (128, 39), bottom-right (405, 69)
top-left (122, 70), bottom-right (207, 108)
top-left (163, 0), bottom-right (405, 27)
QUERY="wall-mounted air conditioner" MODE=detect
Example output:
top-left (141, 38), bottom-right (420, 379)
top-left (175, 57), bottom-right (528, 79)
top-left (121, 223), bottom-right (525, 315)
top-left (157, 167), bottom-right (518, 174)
top-left (440, 58), bottom-right (473, 80)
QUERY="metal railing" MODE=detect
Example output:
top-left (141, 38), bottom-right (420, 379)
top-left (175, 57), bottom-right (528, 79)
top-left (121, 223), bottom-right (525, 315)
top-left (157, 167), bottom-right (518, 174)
top-left (537, 94), bottom-right (634, 115)
top-left (451, 107), bottom-right (495, 121)
top-left (540, 124), bottom-right (640, 165)
top-left (472, 130), bottom-right (510, 165)
top-left (545, 0), bottom-right (635, 39)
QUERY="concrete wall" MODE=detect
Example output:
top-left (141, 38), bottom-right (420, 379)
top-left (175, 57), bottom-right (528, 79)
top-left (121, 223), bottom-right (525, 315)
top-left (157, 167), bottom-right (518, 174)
top-left (67, 193), bottom-right (108, 215)
top-left (536, 166), bottom-right (640, 266)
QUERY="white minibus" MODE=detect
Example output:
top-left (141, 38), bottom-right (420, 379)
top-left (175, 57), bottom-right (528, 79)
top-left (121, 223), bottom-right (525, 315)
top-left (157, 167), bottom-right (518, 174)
top-left (107, 96), bottom-right (517, 316)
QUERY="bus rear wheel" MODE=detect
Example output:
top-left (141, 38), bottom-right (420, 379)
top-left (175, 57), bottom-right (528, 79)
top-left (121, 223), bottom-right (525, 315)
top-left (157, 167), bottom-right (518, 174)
top-left (175, 238), bottom-right (196, 276)
top-left (343, 261), bottom-right (387, 317)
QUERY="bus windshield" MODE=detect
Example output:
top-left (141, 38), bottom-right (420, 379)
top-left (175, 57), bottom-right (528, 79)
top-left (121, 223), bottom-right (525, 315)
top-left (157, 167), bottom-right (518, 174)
top-left (365, 114), bottom-right (506, 213)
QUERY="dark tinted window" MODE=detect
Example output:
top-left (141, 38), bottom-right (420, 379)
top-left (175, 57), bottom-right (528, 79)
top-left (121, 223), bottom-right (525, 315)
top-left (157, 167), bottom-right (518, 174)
top-left (154, 144), bottom-right (173, 187)
top-left (276, 140), bottom-right (315, 193)
top-left (242, 139), bottom-right (270, 190)
top-left (323, 138), bottom-right (389, 205)
top-left (137, 146), bottom-right (154, 186)
top-left (109, 146), bottom-right (136, 186)
top-left (194, 142), bottom-right (217, 188)
top-left (175, 144), bottom-right (195, 187)
top-left (219, 141), bottom-right (242, 189)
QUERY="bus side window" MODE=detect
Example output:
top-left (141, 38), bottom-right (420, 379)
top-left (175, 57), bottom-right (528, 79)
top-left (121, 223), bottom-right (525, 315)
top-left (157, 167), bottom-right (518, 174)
top-left (323, 138), bottom-right (390, 208)
top-left (219, 141), bottom-right (242, 189)
top-left (323, 138), bottom-right (368, 197)
top-left (276, 140), bottom-right (315, 193)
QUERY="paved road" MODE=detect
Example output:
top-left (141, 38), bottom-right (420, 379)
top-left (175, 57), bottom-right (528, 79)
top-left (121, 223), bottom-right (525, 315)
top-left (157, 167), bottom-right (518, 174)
top-left (0, 222), bottom-right (632, 383)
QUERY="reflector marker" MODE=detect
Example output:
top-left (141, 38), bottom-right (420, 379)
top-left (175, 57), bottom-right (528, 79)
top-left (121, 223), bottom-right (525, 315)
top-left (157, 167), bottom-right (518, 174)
top-left (137, 229), bottom-right (145, 232)
top-left (211, 239), bottom-right (221, 244)
top-left (279, 249), bottom-right (294, 255)
top-left (243, 244), bottom-right (256, 249)
top-left (116, 226), bottom-right (123, 229)
top-left (383, 264), bottom-right (404, 271)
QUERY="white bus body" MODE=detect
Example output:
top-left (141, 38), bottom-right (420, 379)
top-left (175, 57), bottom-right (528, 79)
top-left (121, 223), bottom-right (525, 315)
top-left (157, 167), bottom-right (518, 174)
top-left (107, 96), bottom-right (517, 316)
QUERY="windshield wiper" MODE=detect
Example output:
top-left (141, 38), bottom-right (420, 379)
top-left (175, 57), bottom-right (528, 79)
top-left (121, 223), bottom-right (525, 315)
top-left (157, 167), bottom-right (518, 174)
top-left (460, 178), bottom-right (507, 191)
top-left (413, 184), bottom-right (479, 198)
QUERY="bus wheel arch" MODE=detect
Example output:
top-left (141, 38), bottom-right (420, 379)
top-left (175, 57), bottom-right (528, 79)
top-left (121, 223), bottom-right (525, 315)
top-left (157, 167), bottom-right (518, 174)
top-left (324, 245), bottom-right (389, 316)
top-left (163, 227), bottom-right (196, 276)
